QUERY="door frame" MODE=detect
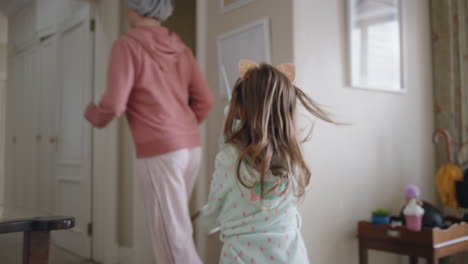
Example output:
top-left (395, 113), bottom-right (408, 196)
top-left (89, 1), bottom-right (121, 263)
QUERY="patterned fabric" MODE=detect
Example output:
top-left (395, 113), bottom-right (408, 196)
top-left (430, 0), bottom-right (468, 166)
top-left (199, 144), bottom-right (310, 264)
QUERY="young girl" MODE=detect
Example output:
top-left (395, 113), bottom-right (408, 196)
top-left (198, 60), bottom-right (335, 263)
top-left (85, 1), bottom-right (213, 263)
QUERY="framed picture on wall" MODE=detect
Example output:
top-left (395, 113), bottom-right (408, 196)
top-left (221, 0), bottom-right (255, 13)
top-left (217, 17), bottom-right (272, 98)
top-left (347, 0), bottom-right (405, 92)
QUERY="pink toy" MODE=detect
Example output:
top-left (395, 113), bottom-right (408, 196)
top-left (404, 184), bottom-right (421, 199)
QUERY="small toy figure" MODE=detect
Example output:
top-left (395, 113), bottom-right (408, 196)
top-left (404, 198), bottom-right (425, 231)
top-left (400, 184), bottom-right (445, 229)
top-left (404, 185), bottom-right (423, 205)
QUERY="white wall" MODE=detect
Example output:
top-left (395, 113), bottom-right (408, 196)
top-left (293, 0), bottom-right (435, 263)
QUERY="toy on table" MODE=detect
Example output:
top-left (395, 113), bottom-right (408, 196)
top-left (371, 208), bottom-right (390, 225)
top-left (404, 198), bottom-right (425, 231)
top-left (400, 184), bottom-right (445, 229)
top-left (433, 129), bottom-right (463, 208)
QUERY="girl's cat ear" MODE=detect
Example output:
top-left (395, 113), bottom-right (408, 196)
top-left (276, 63), bottom-right (296, 83)
top-left (239, 59), bottom-right (259, 80)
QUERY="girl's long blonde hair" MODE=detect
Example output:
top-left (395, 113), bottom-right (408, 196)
top-left (224, 64), bottom-right (335, 201)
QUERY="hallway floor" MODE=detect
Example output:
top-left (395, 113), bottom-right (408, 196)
top-left (0, 233), bottom-right (92, 264)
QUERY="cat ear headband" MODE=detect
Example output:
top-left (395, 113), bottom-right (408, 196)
top-left (239, 59), bottom-right (296, 83)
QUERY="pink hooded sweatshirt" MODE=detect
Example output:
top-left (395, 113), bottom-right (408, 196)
top-left (85, 25), bottom-right (214, 158)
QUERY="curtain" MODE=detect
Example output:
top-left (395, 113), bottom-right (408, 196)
top-left (430, 0), bottom-right (468, 166)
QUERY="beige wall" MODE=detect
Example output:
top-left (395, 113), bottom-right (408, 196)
top-left (293, 0), bottom-right (435, 263)
top-left (0, 14), bottom-right (7, 206)
top-left (200, 0), bottom-right (293, 263)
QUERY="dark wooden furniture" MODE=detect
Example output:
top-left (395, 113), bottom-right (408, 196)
top-left (0, 216), bottom-right (74, 264)
top-left (358, 220), bottom-right (468, 264)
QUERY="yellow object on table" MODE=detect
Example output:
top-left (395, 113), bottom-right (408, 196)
top-left (433, 129), bottom-right (463, 208)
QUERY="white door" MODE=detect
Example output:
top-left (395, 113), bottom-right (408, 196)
top-left (53, 5), bottom-right (94, 258)
top-left (37, 36), bottom-right (59, 216)
top-left (5, 53), bottom-right (23, 210)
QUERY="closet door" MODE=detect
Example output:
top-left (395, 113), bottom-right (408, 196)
top-left (37, 36), bottom-right (58, 215)
top-left (54, 5), bottom-right (94, 258)
top-left (12, 51), bottom-right (26, 210)
top-left (4, 54), bottom-right (21, 209)
top-left (23, 47), bottom-right (41, 212)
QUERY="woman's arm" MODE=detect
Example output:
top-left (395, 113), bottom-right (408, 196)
top-left (85, 38), bottom-right (136, 128)
top-left (188, 52), bottom-right (214, 124)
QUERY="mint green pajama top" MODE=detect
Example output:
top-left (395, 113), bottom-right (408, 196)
top-left (200, 144), bottom-right (310, 264)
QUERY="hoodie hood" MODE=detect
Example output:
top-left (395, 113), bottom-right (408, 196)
top-left (125, 25), bottom-right (187, 70)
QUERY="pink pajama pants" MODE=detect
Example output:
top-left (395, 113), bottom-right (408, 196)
top-left (137, 147), bottom-right (203, 264)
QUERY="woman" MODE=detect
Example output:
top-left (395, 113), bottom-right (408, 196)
top-left (85, 1), bottom-right (214, 263)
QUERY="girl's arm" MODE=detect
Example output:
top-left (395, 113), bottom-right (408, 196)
top-left (85, 38), bottom-right (136, 128)
top-left (196, 146), bottom-right (234, 233)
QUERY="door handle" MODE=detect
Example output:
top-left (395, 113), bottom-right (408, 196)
top-left (49, 136), bottom-right (59, 152)
top-left (36, 133), bottom-right (42, 142)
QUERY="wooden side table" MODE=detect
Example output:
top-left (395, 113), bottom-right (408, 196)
top-left (0, 216), bottom-right (75, 264)
top-left (358, 220), bottom-right (468, 264)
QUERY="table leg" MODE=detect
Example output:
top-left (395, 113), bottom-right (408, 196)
top-left (409, 256), bottom-right (418, 264)
top-left (427, 256), bottom-right (438, 264)
top-left (23, 231), bottom-right (50, 264)
top-left (359, 243), bottom-right (368, 264)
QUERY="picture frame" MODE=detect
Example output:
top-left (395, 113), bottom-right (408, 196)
top-left (347, 0), bottom-right (405, 92)
top-left (220, 0), bottom-right (255, 14)
top-left (217, 17), bottom-right (272, 98)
